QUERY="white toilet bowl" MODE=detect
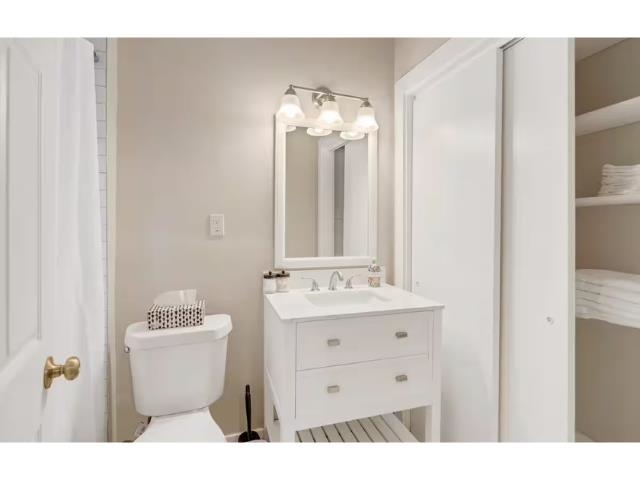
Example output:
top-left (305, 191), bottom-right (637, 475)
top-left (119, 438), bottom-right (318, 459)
top-left (136, 408), bottom-right (225, 442)
top-left (125, 314), bottom-right (232, 442)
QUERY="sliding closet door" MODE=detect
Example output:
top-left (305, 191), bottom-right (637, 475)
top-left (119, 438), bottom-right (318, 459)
top-left (501, 38), bottom-right (574, 441)
top-left (411, 46), bottom-right (503, 441)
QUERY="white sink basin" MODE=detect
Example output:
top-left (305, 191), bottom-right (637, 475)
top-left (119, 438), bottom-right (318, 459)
top-left (265, 284), bottom-right (443, 321)
top-left (304, 289), bottom-right (392, 307)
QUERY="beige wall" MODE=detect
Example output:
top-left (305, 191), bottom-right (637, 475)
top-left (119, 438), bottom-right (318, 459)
top-left (576, 39), bottom-right (640, 115)
top-left (575, 38), bottom-right (640, 441)
top-left (393, 38), bottom-right (448, 80)
top-left (115, 38), bottom-right (394, 440)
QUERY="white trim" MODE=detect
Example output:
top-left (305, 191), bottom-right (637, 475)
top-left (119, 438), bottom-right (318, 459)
top-left (274, 118), bottom-right (377, 269)
top-left (394, 38), bottom-right (512, 289)
top-left (106, 38), bottom-right (118, 442)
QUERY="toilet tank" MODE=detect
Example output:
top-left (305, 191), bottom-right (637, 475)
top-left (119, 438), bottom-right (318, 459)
top-left (125, 314), bottom-right (232, 417)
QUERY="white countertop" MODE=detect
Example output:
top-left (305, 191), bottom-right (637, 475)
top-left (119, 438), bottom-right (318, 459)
top-left (264, 284), bottom-right (444, 321)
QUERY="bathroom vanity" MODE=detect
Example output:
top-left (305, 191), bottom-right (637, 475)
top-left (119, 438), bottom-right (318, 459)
top-left (267, 92), bottom-right (442, 441)
top-left (263, 284), bottom-right (443, 442)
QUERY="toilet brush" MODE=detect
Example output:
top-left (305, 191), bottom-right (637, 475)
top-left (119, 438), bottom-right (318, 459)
top-left (238, 384), bottom-right (261, 442)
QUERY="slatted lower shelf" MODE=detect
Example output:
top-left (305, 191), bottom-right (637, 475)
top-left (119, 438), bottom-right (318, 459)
top-left (296, 413), bottom-right (417, 443)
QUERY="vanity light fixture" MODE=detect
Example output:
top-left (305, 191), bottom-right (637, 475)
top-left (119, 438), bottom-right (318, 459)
top-left (306, 127), bottom-right (332, 137)
top-left (354, 99), bottom-right (379, 133)
top-left (278, 84), bottom-right (377, 135)
top-left (340, 130), bottom-right (365, 141)
top-left (276, 86), bottom-right (305, 121)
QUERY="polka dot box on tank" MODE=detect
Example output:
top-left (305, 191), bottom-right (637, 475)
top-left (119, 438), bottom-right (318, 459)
top-left (147, 300), bottom-right (206, 330)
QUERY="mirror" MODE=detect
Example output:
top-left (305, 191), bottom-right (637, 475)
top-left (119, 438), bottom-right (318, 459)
top-left (274, 120), bottom-right (377, 269)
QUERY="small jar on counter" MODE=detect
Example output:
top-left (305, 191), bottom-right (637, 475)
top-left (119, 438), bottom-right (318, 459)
top-left (263, 271), bottom-right (277, 294)
top-left (275, 270), bottom-right (290, 292)
top-left (368, 260), bottom-right (382, 288)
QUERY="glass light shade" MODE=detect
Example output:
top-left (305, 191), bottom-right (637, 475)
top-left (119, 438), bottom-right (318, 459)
top-left (340, 130), bottom-right (365, 141)
top-left (318, 99), bottom-right (343, 127)
top-left (355, 102), bottom-right (379, 132)
top-left (276, 91), bottom-right (305, 121)
top-left (306, 127), bottom-right (332, 137)
top-left (286, 125), bottom-right (296, 132)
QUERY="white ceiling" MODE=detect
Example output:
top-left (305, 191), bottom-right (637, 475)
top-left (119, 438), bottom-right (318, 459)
top-left (575, 38), bottom-right (625, 61)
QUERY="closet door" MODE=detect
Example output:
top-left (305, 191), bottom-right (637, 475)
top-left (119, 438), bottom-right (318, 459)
top-left (501, 38), bottom-right (575, 441)
top-left (411, 45), bottom-right (503, 441)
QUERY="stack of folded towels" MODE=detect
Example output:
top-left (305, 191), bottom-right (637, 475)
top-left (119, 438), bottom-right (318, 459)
top-left (598, 164), bottom-right (640, 196)
top-left (576, 269), bottom-right (640, 328)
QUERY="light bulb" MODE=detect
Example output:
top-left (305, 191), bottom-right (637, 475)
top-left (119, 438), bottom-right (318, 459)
top-left (354, 100), bottom-right (378, 132)
top-left (318, 95), bottom-right (343, 127)
top-left (276, 86), bottom-right (305, 121)
top-left (306, 127), bottom-right (332, 137)
top-left (340, 130), bottom-right (365, 141)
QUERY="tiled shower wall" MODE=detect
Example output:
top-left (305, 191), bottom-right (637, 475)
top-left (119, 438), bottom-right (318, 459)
top-left (87, 37), bottom-right (109, 439)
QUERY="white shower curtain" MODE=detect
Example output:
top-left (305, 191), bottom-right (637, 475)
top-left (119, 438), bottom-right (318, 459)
top-left (50, 38), bottom-right (107, 441)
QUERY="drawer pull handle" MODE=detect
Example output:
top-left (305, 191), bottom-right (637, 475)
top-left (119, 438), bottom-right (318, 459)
top-left (327, 385), bottom-right (340, 394)
top-left (395, 374), bottom-right (408, 383)
top-left (327, 338), bottom-right (341, 347)
top-left (395, 331), bottom-right (408, 339)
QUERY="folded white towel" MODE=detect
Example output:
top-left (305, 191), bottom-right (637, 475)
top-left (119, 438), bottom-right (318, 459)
top-left (576, 280), bottom-right (640, 304)
top-left (576, 290), bottom-right (640, 316)
top-left (602, 163), bottom-right (640, 170)
top-left (598, 164), bottom-right (640, 195)
top-left (576, 269), bottom-right (640, 328)
top-left (576, 269), bottom-right (640, 295)
top-left (600, 176), bottom-right (640, 183)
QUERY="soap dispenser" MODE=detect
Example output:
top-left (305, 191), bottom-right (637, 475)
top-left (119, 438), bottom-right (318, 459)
top-left (275, 270), bottom-right (290, 293)
top-left (263, 271), bottom-right (277, 294)
top-left (367, 259), bottom-right (382, 288)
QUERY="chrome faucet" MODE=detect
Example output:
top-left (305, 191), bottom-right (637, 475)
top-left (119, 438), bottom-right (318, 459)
top-left (328, 271), bottom-right (344, 291)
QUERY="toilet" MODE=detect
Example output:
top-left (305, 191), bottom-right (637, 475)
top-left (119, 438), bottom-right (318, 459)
top-left (125, 314), bottom-right (232, 442)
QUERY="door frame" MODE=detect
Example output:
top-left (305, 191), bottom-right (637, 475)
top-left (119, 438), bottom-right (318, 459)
top-left (316, 134), bottom-right (347, 257)
top-left (106, 38), bottom-right (118, 441)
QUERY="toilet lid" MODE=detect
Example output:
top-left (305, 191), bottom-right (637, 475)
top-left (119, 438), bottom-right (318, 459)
top-left (136, 408), bottom-right (226, 442)
top-left (126, 314), bottom-right (232, 351)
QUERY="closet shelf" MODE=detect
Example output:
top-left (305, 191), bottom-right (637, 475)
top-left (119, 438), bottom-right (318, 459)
top-left (576, 194), bottom-right (640, 207)
top-left (576, 96), bottom-right (640, 136)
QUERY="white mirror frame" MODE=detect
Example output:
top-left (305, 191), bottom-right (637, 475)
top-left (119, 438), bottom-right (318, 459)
top-left (274, 118), bottom-right (378, 269)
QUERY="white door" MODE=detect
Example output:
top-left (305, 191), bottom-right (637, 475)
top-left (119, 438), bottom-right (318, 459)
top-left (0, 38), bottom-right (61, 441)
top-left (501, 38), bottom-right (574, 441)
top-left (411, 45), bottom-right (503, 441)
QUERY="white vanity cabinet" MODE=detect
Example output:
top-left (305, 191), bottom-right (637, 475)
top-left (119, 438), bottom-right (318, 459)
top-left (263, 285), bottom-right (443, 442)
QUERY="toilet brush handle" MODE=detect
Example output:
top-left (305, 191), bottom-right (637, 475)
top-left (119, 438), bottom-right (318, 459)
top-left (245, 385), bottom-right (252, 433)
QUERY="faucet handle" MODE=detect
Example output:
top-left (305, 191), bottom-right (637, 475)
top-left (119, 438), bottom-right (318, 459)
top-left (344, 275), bottom-right (360, 289)
top-left (301, 277), bottom-right (320, 292)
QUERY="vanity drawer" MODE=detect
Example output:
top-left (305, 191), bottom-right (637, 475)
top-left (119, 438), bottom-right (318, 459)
top-left (296, 311), bottom-right (431, 370)
top-left (295, 355), bottom-right (432, 422)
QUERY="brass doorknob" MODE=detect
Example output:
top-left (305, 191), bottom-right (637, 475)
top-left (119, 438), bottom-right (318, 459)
top-left (43, 356), bottom-right (80, 389)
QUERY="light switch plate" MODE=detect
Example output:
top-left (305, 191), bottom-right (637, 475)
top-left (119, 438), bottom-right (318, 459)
top-left (209, 214), bottom-right (225, 237)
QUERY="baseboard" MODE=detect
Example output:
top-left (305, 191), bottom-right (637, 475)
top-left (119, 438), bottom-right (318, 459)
top-left (575, 430), bottom-right (593, 442)
top-left (225, 427), bottom-right (267, 442)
